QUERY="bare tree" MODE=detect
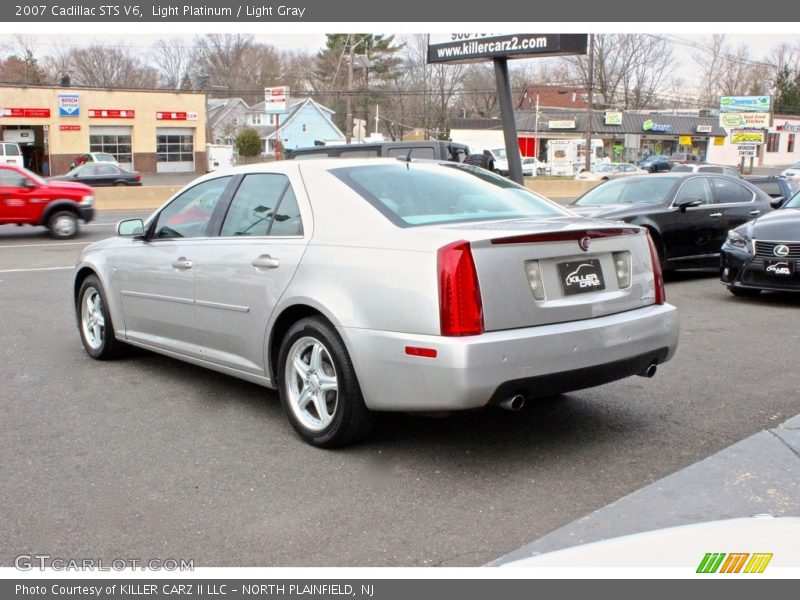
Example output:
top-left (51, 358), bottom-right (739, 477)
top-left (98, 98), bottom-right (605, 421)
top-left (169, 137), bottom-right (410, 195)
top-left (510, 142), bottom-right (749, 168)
top-left (151, 38), bottom-right (197, 89)
top-left (59, 43), bottom-right (159, 88)
top-left (194, 34), bottom-right (257, 97)
top-left (564, 34), bottom-right (675, 109)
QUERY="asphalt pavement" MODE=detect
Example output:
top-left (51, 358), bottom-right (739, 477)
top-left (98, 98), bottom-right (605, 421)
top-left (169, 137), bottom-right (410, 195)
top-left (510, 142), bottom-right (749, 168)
top-left (1, 213), bottom-right (799, 568)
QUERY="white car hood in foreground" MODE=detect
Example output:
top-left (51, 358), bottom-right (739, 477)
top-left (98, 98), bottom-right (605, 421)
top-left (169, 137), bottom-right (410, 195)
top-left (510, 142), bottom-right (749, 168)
top-left (501, 516), bottom-right (800, 569)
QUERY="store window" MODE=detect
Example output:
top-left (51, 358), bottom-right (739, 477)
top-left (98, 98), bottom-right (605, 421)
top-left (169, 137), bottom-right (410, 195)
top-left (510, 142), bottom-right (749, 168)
top-left (766, 133), bottom-right (780, 153)
top-left (788, 134), bottom-right (795, 153)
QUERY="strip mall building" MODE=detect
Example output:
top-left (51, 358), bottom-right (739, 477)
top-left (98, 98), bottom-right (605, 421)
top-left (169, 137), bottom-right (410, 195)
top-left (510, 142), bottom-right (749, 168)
top-left (0, 84), bottom-right (206, 176)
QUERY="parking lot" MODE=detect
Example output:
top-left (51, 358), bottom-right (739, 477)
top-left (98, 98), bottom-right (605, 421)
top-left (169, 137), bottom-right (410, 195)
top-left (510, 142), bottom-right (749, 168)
top-left (1, 212), bottom-right (799, 567)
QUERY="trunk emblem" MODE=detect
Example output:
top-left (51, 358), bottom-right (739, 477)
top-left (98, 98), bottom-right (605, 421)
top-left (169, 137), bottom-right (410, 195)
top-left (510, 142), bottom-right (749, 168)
top-left (579, 236), bottom-right (591, 251)
top-left (774, 245), bottom-right (790, 257)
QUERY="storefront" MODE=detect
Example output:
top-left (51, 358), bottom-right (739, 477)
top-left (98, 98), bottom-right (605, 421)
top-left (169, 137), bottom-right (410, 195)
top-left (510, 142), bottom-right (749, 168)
top-left (0, 85), bottom-right (206, 175)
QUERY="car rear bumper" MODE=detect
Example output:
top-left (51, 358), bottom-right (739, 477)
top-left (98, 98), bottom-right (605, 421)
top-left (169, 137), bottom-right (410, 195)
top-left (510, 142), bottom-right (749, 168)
top-left (342, 303), bottom-right (679, 411)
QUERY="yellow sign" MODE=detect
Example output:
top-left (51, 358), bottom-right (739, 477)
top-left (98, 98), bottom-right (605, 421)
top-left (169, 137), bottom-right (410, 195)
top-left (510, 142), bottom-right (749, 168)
top-left (714, 136), bottom-right (725, 146)
top-left (731, 131), bottom-right (764, 144)
top-left (679, 136), bottom-right (692, 145)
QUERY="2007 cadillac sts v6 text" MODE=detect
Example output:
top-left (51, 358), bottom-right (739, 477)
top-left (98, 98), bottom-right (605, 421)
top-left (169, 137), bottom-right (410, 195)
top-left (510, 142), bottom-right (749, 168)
top-left (73, 159), bottom-right (679, 447)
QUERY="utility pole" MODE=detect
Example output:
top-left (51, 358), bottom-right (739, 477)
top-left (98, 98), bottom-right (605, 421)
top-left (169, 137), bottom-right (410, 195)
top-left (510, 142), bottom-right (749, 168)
top-left (494, 57), bottom-right (524, 185)
top-left (584, 34), bottom-right (594, 173)
top-left (345, 35), bottom-right (355, 144)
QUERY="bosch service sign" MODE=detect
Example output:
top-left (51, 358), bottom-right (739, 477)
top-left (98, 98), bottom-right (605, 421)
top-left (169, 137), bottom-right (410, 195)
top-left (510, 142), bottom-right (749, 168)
top-left (58, 94), bottom-right (80, 117)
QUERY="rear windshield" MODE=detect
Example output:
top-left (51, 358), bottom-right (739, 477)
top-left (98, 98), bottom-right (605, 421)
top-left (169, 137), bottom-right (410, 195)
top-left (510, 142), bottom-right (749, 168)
top-left (95, 153), bottom-right (116, 162)
top-left (330, 162), bottom-right (568, 227)
top-left (574, 176), bottom-right (676, 206)
top-left (671, 165), bottom-right (693, 172)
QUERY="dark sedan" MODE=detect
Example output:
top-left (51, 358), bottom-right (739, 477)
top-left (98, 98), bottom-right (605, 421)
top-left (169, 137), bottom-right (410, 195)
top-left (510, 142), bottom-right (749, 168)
top-left (50, 163), bottom-right (141, 187)
top-left (638, 154), bottom-right (672, 173)
top-left (570, 174), bottom-right (773, 271)
top-left (721, 190), bottom-right (800, 296)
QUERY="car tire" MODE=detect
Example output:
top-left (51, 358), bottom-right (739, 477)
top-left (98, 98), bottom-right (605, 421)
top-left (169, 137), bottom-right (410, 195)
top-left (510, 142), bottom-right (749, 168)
top-left (728, 286), bottom-right (761, 298)
top-left (47, 210), bottom-right (79, 239)
top-left (77, 275), bottom-right (124, 360)
top-left (464, 153), bottom-right (494, 172)
top-left (277, 316), bottom-right (374, 448)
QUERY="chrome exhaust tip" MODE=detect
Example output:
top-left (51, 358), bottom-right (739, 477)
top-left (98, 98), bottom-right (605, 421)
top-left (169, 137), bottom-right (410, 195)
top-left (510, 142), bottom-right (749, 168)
top-left (499, 394), bottom-right (526, 411)
top-left (639, 362), bottom-right (658, 378)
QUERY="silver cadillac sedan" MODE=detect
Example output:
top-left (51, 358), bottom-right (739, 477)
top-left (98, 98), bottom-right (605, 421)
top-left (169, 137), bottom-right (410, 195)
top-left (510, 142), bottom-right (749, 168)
top-left (73, 159), bottom-right (678, 447)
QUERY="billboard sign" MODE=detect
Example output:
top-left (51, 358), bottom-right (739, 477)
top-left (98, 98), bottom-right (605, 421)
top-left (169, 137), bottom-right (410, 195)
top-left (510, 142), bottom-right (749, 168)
top-left (719, 96), bottom-right (771, 113)
top-left (719, 112), bottom-right (770, 129)
top-left (737, 144), bottom-right (758, 157)
top-left (427, 34), bottom-right (588, 64)
top-left (264, 86), bottom-right (289, 114)
top-left (604, 111), bottom-right (623, 125)
top-left (731, 129), bottom-right (765, 144)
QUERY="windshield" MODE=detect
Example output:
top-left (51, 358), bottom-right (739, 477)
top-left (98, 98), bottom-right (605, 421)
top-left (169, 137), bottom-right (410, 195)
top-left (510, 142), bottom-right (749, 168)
top-left (574, 177), bottom-right (676, 206)
top-left (492, 148), bottom-right (507, 159)
top-left (331, 162), bottom-right (569, 227)
top-left (784, 190), bottom-right (800, 209)
top-left (20, 166), bottom-right (47, 185)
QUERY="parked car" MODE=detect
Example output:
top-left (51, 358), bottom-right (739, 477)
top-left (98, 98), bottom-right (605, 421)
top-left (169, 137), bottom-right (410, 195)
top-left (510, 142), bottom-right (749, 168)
top-left (0, 163), bottom-right (94, 239)
top-left (745, 176), bottom-right (800, 208)
top-left (721, 188), bottom-right (800, 296)
top-left (637, 154), bottom-right (672, 173)
top-left (0, 142), bottom-right (23, 166)
top-left (521, 156), bottom-right (545, 177)
top-left (50, 163), bottom-right (142, 187)
top-left (73, 159), bottom-right (678, 447)
top-left (69, 152), bottom-right (120, 170)
top-left (668, 153), bottom-right (700, 165)
top-left (779, 161), bottom-right (800, 179)
top-left (671, 163), bottom-right (742, 178)
top-left (575, 163), bottom-right (647, 181)
top-left (570, 173), bottom-right (773, 271)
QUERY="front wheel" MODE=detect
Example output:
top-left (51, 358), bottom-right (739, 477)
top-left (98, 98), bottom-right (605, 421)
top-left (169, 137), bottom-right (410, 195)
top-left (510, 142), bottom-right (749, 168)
top-left (47, 211), bottom-right (78, 239)
top-left (77, 275), bottom-right (124, 359)
top-left (277, 317), bottom-right (374, 448)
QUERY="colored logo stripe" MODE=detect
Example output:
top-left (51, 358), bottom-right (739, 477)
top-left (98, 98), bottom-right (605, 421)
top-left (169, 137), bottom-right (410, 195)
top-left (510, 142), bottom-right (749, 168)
top-left (744, 553), bottom-right (773, 573)
top-left (697, 553), bottom-right (726, 573)
top-left (720, 553), bottom-right (749, 573)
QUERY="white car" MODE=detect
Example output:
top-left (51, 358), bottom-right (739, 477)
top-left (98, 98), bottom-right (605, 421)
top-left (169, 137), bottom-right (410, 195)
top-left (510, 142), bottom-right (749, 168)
top-left (780, 161), bottom-right (800, 179)
top-left (575, 163), bottom-right (648, 181)
top-left (73, 159), bottom-right (678, 447)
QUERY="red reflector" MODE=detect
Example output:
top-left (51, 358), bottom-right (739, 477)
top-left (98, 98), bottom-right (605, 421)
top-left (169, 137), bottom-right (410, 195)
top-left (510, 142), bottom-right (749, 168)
top-left (491, 228), bottom-right (640, 245)
top-left (405, 346), bottom-right (438, 358)
top-left (646, 231), bottom-right (666, 305)
top-left (438, 240), bottom-right (484, 336)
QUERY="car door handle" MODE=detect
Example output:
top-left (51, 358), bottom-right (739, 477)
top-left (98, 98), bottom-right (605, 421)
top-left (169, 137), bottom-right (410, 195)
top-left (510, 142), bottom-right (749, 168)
top-left (172, 258), bottom-right (193, 270)
top-left (709, 212), bottom-right (723, 218)
top-left (749, 209), bottom-right (761, 216)
top-left (251, 255), bottom-right (280, 269)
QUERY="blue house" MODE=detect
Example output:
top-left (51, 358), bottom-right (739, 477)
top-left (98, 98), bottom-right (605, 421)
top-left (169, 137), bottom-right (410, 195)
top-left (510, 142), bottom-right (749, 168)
top-left (245, 98), bottom-right (345, 155)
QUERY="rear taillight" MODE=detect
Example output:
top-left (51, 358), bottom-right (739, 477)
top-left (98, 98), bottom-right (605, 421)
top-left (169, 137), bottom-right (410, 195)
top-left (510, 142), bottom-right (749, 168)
top-left (135, 172), bottom-right (141, 181)
top-left (645, 231), bottom-right (666, 305)
top-left (438, 240), bottom-right (484, 336)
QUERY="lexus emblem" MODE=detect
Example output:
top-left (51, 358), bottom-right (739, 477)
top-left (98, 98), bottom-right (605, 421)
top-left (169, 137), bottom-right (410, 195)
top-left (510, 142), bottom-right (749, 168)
top-left (774, 244), bottom-right (790, 257)
top-left (579, 236), bottom-right (591, 251)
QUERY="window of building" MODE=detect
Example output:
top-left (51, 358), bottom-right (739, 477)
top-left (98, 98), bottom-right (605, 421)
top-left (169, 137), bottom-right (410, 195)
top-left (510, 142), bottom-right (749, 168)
top-left (89, 134), bottom-right (132, 165)
top-left (302, 123), bottom-right (308, 133)
top-left (766, 133), bottom-right (780, 153)
top-left (156, 134), bottom-right (194, 163)
top-left (788, 134), bottom-right (795, 153)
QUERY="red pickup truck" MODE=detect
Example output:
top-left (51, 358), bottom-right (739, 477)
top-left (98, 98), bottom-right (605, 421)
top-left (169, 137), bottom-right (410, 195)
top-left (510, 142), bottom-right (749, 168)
top-left (0, 163), bottom-right (94, 239)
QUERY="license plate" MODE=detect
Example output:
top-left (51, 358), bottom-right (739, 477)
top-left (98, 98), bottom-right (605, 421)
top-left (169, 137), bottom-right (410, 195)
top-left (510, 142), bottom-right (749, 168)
top-left (764, 260), bottom-right (794, 277)
top-left (558, 258), bottom-right (606, 295)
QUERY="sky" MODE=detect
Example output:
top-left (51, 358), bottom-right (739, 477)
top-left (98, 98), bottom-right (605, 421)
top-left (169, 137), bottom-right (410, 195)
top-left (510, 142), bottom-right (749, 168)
top-left (1, 28), bottom-right (798, 91)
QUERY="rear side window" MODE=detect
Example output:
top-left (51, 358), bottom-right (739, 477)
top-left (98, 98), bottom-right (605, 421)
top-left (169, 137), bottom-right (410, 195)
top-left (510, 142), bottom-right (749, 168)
top-left (220, 174), bottom-right (303, 237)
top-left (339, 148), bottom-right (379, 158)
top-left (755, 182), bottom-right (781, 198)
top-left (5, 144), bottom-right (20, 156)
top-left (331, 162), bottom-right (567, 227)
top-left (675, 177), bottom-right (713, 205)
top-left (711, 177), bottom-right (753, 204)
top-left (0, 169), bottom-right (27, 187)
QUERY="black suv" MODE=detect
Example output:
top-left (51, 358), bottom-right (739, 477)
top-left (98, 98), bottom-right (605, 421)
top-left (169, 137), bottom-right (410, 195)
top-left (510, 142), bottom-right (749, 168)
top-left (286, 140), bottom-right (470, 162)
top-left (745, 176), bottom-right (800, 208)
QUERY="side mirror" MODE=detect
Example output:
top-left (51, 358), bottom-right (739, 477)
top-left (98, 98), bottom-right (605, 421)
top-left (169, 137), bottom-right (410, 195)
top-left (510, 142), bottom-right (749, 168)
top-left (675, 197), bottom-right (704, 212)
top-left (770, 197), bottom-right (784, 208)
top-left (117, 218), bottom-right (144, 237)
top-left (22, 179), bottom-right (37, 188)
